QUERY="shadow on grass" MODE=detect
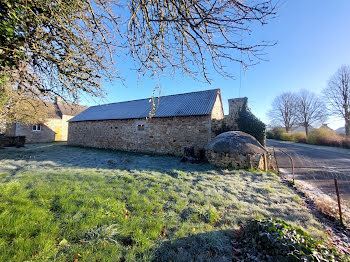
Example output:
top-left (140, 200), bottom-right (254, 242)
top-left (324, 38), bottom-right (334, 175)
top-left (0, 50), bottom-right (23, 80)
top-left (152, 230), bottom-right (236, 262)
top-left (0, 143), bottom-right (219, 175)
top-left (0, 143), bottom-right (330, 261)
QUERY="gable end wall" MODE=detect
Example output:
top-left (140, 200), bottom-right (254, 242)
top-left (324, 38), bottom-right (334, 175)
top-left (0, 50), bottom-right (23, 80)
top-left (6, 115), bottom-right (74, 143)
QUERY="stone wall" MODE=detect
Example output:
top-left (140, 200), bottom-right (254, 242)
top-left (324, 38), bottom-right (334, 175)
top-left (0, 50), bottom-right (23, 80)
top-left (210, 94), bottom-right (224, 120)
top-left (11, 121), bottom-right (57, 143)
top-left (206, 150), bottom-right (276, 171)
top-left (206, 150), bottom-right (266, 169)
top-left (209, 94), bottom-right (225, 139)
top-left (211, 97), bottom-right (266, 146)
top-left (0, 136), bottom-right (25, 148)
top-left (228, 98), bottom-right (247, 121)
top-left (5, 124), bottom-right (15, 136)
top-left (68, 115), bottom-right (211, 156)
top-left (60, 115), bottom-right (74, 141)
top-left (6, 116), bottom-right (73, 143)
top-left (211, 98), bottom-right (247, 138)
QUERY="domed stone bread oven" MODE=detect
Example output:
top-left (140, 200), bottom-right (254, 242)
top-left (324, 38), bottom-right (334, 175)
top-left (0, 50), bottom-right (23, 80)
top-left (205, 131), bottom-right (271, 170)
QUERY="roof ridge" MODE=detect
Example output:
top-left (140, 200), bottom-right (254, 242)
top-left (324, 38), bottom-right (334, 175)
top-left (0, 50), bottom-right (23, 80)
top-left (89, 88), bottom-right (220, 108)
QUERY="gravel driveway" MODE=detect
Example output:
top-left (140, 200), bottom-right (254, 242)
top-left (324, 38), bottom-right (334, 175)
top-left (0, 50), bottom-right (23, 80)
top-left (267, 139), bottom-right (350, 207)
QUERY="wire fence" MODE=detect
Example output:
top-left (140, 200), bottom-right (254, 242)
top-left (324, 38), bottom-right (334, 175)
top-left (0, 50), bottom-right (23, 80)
top-left (270, 145), bottom-right (350, 227)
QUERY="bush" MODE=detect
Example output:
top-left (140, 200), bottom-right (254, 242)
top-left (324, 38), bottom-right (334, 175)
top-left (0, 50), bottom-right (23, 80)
top-left (238, 101), bottom-right (266, 146)
top-left (268, 126), bottom-right (350, 149)
top-left (267, 129), bottom-right (305, 143)
top-left (235, 218), bottom-right (347, 261)
top-left (266, 130), bottom-right (273, 139)
top-left (279, 132), bottom-right (292, 141)
top-left (306, 128), bottom-right (349, 148)
top-left (267, 127), bottom-right (285, 140)
top-left (291, 132), bottom-right (307, 143)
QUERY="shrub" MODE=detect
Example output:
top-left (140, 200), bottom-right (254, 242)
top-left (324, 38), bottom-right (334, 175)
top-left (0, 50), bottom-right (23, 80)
top-left (307, 128), bottom-right (345, 147)
top-left (266, 127), bottom-right (285, 140)
top-left (343, 137), bottom-right (350, 149)
top-left (237, 99), bottom-right (266, 146)
top-left (235, 219), bottom-right (347, 261)
top-left (291, 132), bottom-right (307, 143)
top-left (268, 126), bottom-right (350, 149)
top-left (266, 130), bottom-right (274, 139)
top-left (279, 132), bottom-right (292, 141)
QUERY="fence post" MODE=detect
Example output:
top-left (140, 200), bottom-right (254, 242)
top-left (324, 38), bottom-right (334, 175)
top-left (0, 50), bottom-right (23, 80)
top-left (279, 149), bottom-right (295, 184)
top-left (334, 178), bottom-right (344, 226)
top-left (291, 156), bottom-right (295, 184)
top-left (272, 147), bottom-right (280, 175)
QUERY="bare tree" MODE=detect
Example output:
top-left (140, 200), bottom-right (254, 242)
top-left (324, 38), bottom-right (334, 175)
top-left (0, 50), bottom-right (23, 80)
top-left (127, 0), bottom-right (277, 82)
top-left (295, 90), bottom-right (327, 136)
top-left (1, 0), bottom-right (277, 123)
top-left (323, 65), bottom-right (350, 136)
top-left (268, 92), bottom-right (298, 132)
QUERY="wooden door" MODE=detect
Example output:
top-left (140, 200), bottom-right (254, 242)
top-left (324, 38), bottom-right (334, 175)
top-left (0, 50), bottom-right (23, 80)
top-left (55, 126), bottom-right (62, 141)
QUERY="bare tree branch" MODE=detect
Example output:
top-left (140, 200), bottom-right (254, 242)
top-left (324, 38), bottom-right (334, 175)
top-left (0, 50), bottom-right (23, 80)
top-left (268, 92), bottom-right (298, 132)
top-left (323, 65), bottom-right (350, 136)
top-left (1, 0), bottom-right (277, 123)
top-left (295, 90), bottom-right (328, 136)
top-left (127, 0), bottom-right (277, 83)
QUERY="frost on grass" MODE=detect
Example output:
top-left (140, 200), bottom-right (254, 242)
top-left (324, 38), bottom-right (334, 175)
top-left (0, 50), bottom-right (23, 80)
top-left (0, 143), bottom-right (325, 261)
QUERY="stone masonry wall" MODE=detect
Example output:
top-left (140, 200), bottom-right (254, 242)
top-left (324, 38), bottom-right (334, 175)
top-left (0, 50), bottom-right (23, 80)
top-left (13, 120), bottom-right (59, 143)
top-left (211, 98), bottom-right (247, 138)
top-left (61, 115), bottom-right (74, 141)
top-left (7, 116), bottom-right (73, 143)
top-left (210, 94), bottom-right (224, 120)
top-left (210, 97), bottom-right (266, 146)
top-left (206, 150), bottom-right (276, 171)
top-left (206, 151), bottom-right (266, 170)
top-left (5, 124), bottom-right (15, 136)
top-left (68, 115), bottom-right (211, 156)
top-left (228, 98), bottom-right (247, 120)
top-left (209, 93), bottom-right (225, 139)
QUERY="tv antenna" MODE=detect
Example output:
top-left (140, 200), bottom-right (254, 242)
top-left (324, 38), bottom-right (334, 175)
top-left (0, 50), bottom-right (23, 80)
top-left (239, 31), bottom-right (243, 98)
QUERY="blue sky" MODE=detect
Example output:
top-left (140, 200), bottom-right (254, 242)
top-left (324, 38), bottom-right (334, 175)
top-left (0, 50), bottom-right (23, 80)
top-left (86, 0), bottom-right (350, 130)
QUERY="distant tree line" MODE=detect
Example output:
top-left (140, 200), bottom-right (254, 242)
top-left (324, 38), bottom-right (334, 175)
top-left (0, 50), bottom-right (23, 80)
top-left (268, 90), bottom-right (327, 136)
top-left (324, 65), bottom-right (350, 137)
top-left (269, 65), bottom-right (350, 137)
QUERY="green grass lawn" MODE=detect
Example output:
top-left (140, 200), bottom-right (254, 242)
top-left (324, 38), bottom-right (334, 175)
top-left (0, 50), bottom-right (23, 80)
top-left (0, 143), bottom-right (325, 261)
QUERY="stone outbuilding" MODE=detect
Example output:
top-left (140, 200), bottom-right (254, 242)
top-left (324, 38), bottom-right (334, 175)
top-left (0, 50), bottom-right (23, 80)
top-left (205, 131), bottom-right (270, 169)
top-left (68, 89), bottom-right (265, 157)
top-left (6, 98), bottom-right (87, 143)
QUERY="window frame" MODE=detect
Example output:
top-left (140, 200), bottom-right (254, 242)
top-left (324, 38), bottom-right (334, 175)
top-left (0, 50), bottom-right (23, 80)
top-left (32, 124), bottom-right (42, 132)
top-left (137, 124), bottom-right (145, 132)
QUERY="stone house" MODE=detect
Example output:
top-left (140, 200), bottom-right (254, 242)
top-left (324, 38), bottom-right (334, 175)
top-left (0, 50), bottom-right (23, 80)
top-left (6, 98), bottom-right (87, 143)
top-left (68, 89), bottom-right (265, 156)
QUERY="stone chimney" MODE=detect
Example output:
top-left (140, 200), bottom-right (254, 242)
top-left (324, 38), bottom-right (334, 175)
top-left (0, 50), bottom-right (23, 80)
top-left (55, 96), bottom-right (62, 104)
top-left (54, 96), bottom-right (63, 118)
top-left (228, 97), bottom-right (248, 120)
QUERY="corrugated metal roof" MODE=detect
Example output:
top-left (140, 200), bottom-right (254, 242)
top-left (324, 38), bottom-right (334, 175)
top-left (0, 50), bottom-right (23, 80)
top-left (69, 89), bottom-right (220, 122)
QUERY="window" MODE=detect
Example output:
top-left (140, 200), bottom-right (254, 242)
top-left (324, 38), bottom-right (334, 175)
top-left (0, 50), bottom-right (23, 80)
top-left (32, 124), bottom-right (42, 132)
top-left (137, 124), bottom-right (145, 131)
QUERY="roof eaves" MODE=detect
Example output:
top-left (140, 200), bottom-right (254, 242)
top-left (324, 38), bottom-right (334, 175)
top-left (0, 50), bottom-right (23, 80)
top-left (69, 112), bottom-right (211, 122)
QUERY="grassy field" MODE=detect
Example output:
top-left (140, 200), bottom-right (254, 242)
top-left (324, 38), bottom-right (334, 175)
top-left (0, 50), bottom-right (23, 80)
top-left (0, 143), bottom-right (325, 261)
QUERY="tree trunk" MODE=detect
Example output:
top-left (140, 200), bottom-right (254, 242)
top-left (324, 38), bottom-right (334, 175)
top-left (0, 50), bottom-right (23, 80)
top-left (304, 124), bottom-right (309, 136)
top-left (346, 119), bottom-right (350, 137)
